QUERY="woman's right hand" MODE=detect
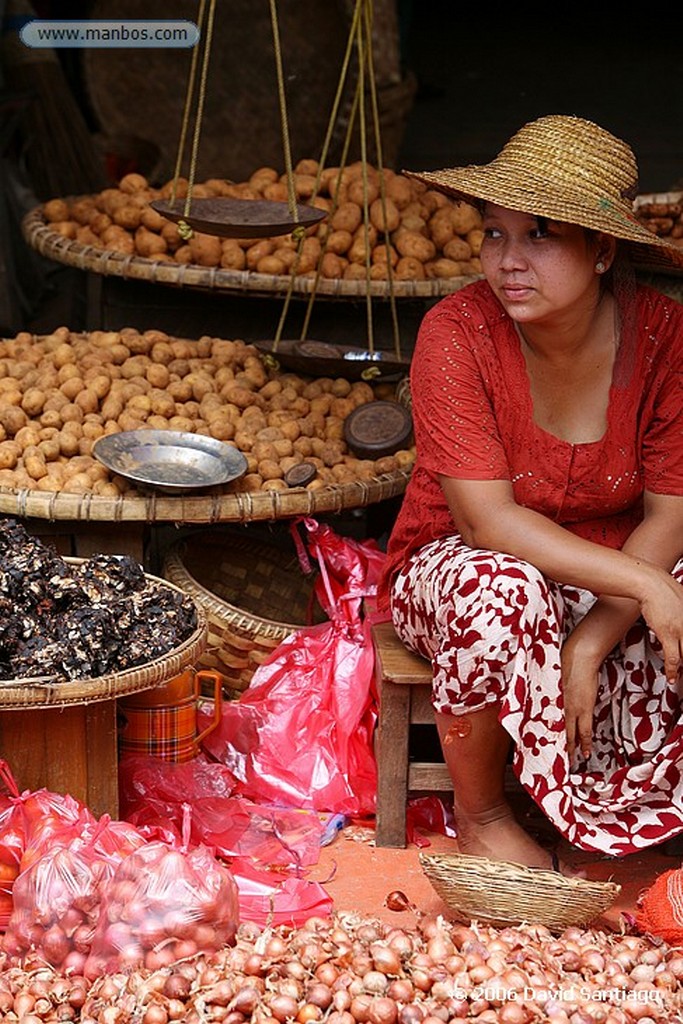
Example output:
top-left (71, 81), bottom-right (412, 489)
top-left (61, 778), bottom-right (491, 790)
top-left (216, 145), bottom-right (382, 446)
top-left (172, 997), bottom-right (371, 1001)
top-left (561, 635), bottom-right (602, 764)
top-left (637, 563), bottom-right (683, 683)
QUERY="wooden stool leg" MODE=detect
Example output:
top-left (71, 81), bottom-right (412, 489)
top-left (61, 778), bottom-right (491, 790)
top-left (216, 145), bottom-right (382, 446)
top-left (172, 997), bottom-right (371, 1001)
top-left (375, 679), bottom-right (411, 848)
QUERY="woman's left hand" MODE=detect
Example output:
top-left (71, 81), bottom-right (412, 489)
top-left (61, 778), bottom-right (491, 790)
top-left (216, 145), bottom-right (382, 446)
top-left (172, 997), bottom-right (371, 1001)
top-left (561, 634), bottom-right (602, 764)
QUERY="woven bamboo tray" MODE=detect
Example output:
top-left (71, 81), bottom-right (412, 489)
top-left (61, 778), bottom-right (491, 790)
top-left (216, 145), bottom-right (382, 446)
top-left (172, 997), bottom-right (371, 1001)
top-left (162, 529), bottom-right (322, 692)
top-left (0, 566), bottom-right (207, 709)
top-left (0, 467), bottom-right (411, 524)
top-left (22, 205), bottom-right (481, 301)
top-left (420, 852), bottom-right (621, 932)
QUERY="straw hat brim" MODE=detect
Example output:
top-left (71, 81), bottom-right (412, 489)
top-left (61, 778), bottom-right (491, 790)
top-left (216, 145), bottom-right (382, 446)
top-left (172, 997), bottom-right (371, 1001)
top-left (405, 166), bottom-right (683, 273)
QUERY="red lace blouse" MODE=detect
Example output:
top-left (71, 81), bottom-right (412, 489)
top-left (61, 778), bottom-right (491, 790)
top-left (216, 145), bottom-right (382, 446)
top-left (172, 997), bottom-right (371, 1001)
top-left (379, 279), bottom-right (683, 607)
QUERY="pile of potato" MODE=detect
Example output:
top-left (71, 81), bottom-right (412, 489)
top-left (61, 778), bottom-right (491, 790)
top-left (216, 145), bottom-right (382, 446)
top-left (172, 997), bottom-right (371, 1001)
top-left (635, 194), bottom-right (683, 241)
top-left (0, 327), bottom-right (415, 497)
top-left (41, 161), bottom-right (484, 283)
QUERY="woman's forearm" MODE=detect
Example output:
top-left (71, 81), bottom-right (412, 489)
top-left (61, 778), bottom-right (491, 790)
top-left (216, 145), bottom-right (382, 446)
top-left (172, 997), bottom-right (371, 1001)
top-left (441, 477), bottom-right (683, 671)
top-left (564, 498), bottom-right (683, 662)
top-left (440, 477), bottom-right (661, 603)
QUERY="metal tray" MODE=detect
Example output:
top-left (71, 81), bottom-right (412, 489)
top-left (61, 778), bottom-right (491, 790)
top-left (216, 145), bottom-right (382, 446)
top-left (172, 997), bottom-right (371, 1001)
top-left (254, 339), bottom-right (411, 381)
top-left (93, 431), bottom-right (248, 492)
top-left (150, 197), bottom-right (327, 239)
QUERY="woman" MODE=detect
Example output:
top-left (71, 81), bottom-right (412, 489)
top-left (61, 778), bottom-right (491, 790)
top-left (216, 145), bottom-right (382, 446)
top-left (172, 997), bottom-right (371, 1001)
top-left (380, 114), bottom-right (683, 873)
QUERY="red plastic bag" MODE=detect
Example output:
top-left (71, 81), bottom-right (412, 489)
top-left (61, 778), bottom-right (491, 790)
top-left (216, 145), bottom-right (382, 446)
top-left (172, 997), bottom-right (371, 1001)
top-left (406, 795), bottom-right (457, 848)
top-left (119, 753), bottom-right (324, 868)
top-left (201, 519), bottom-right (382, 816)
top-left (201, 622), bottom-right (378, 815)
top-left (291, 518), bottom-right (386, 618)
top-left (0, 761), bottom-right (97, 929)
top-left (84, 840), bottom-right (239, 977)
top-left (231, 861), bottom-right (333, 927)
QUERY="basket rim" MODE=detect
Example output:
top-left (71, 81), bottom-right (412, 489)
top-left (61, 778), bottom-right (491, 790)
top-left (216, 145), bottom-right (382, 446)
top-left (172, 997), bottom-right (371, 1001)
top-left (22, 204), bottom-right (481, 300)
top-left (0, 559), bottom-right (208, 709)
top-left (419, 851), bottom-right (622, 895)
top-left (0, 468), bottom-right (411, 523)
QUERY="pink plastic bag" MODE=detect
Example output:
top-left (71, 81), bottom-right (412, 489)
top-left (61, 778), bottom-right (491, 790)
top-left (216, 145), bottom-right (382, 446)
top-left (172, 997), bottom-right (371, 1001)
top-left (201, 519), bottom-right (383, 816)
top-left (84, 840), bottom-right (239, 978)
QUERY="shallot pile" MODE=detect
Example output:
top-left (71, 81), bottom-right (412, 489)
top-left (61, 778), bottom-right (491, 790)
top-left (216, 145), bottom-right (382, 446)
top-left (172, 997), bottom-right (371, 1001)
top-left (0, 907), bottom-right (681, 1024)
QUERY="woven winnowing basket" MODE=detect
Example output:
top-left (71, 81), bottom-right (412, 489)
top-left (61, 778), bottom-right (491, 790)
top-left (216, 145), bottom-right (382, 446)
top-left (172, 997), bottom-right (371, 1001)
top-left (420, 852), bottom-right (621, 932)
top-left (162, 530), bottom-right (321, 694)
top-left (0, 564), bottom-right (207, 710)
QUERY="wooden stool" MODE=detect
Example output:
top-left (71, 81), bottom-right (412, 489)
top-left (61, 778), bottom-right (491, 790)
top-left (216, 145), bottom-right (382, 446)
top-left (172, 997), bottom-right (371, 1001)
top-left (371, 619), bottom-right (452, 847)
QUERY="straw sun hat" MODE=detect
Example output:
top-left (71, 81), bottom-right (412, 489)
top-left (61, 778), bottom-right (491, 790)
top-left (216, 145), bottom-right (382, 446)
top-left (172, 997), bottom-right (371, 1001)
top-left (405, 114), bottom-right (683, 271)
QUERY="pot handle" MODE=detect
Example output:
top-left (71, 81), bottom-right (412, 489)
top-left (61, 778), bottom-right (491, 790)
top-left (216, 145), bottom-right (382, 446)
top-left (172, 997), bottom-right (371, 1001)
top-left (194, 669), bottom-right (224, 747)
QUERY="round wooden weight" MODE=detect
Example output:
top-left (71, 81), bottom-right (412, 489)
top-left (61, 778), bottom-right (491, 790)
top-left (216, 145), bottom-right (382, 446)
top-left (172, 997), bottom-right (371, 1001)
top-left (343, 401), bottom-right (413, 459)
top-left (284, 462), bottom-right (318, 488)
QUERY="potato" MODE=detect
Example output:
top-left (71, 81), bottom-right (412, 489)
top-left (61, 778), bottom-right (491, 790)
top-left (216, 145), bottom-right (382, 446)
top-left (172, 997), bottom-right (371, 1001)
top-left (113, 204), bottom-right (142, 231)
top-left (323, 229), bottom-right (352, 255)
top-left (135, 226), bottom-right (167, 258)
top-left (385, 258), bottom-right (421, 282)
top-left (444, 237), bottom-right (473, 262)
top-left (466, 228), bottom-right (485, 256)
top-left (50, 220), bottom-right (77, 240)
top-left (139, 205), bottom-right (166, 232)
top-left (385, 175), bottom-right (413, 210)
top-left (320, 252), bottom-right (346, 279)
top-left (428, 207), bottom-right (456, 250)
top-left (24, 448), bottom-right (48, 481)
top-left (425, 258), bottom-right (464, 279)
top-left (0, 406), bottom-right (27, 436)
top-left (394, 229), bottom-right (436, 263)
top-left (221, 242), bottom-right (247, 271)
top-left (119, 172), bottom-right (148, 194)
top-left (452, 203), bottom-right (483, 235)
top-left (372, 243), bottom-right (398, 267)
top-left (370, 197), bottom-right (400, 234)
top-left (331, 202), bottom-right (362, 235)
top-left (70, 197), bottom-right (98, 224)
top-left (293, 173), bottom-right (317, 199)
top-left (256, 255), bottom-right (287, 275)
top-left (347, 177), bottom-right (379, 207)
top-left (342, 263), bottom-right (366, 281)
top-left (21, 388), bottom-right (47, 417)
top-left (188, 232), bottom-right (222, 267)
top-left (0, 440), bottom-right (20, 469)
top-left (43, 198), bottom-right (70, 223)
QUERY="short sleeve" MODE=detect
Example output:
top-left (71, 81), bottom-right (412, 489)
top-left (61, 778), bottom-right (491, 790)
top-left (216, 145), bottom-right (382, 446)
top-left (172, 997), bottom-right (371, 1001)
top-left (410, 296), bottom-right (511, 479)
top-left (642, 369), bottom-right (683, 494)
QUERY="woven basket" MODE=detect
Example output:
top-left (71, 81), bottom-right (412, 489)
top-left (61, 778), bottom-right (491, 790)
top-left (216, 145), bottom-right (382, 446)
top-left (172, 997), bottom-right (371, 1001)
top-left (22, 205), bottom-right (480, 301)
top-left (162, 529), bottom-right (321, 693)
top-left (420, 852), bottom-right (621, 932)
top-left (0, 464), bottom-right (411, 525)
top-left (0, 565), bottom-right (207, 710)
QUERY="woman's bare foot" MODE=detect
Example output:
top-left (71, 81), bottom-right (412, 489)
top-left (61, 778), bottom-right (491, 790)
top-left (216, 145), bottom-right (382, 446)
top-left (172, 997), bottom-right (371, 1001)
top-left (454, 802), bottom-right (584, 877)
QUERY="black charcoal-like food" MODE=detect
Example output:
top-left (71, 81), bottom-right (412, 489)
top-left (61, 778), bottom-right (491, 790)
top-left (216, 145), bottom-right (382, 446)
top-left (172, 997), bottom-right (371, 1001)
top-left (0, 517), bottom-right (198, 683)
top-left (72, 553), bottom-right (146, 601)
